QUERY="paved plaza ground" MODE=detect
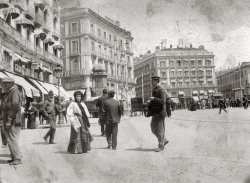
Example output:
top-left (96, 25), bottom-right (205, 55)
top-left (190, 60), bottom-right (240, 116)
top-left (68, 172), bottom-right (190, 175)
top-left (0, 108), bottom-right (250, 183)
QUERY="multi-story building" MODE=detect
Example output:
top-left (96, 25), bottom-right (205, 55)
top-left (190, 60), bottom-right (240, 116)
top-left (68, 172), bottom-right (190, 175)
top-left (60, 7), bottom-right (135, 101)
top-left (134, 44), bottom-right (217, 100)
top-left (0, 0), bottom-right (63, 82)
top-left (216, 62), bottom-right (250, 98)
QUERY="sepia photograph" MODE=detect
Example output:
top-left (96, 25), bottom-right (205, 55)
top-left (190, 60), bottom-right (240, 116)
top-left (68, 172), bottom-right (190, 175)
top-left (0, 0), bottom-right (250, 182)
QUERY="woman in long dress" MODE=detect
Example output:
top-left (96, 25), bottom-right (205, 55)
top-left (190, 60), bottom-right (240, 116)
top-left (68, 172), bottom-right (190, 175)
top-left (66, 91), bottom-right (93, 154)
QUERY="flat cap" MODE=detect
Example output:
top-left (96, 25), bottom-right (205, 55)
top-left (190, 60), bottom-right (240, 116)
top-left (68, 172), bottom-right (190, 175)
top-left (108, 90), bottom-right (115, 95)
top-left (2, 77), bottom-right (15, 83)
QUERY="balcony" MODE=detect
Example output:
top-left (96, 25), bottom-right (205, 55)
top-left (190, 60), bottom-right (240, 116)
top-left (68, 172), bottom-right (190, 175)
top-left (24, 8), bottom-right (35, 20)
top-left (52, 28), bottom-right (60, 40)
top-left (44, 51), bottom-right (62, 65)
top-left (42, 21), bottom-right (50, 33)
top-left (34, 13), bottom-right (43, 26)
top-left (11, 0), bottom-right (25, 11)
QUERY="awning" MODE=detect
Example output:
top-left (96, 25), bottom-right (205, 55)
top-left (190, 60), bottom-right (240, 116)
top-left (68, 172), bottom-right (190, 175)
top-left (53, 44), bottom-right (64, 51)
top-left (66, 89), bottom-right (86, 99)
top-left (44, 37), bottom-right (55, 45)
top-left (54, 85), bottom-right (70, 99)
top-left (199, 90), bottom-right (205, 95)
top-left (0, 71), bottom-right (8, 79)
top-left (0, 0), bottom-right (9, 9)
top-left (15, 14), bottom-right (34, 29)
top-left (207, 90), bottom-right (214, 94)
top-left (34, 28), bottom-right (47, 40)
top-left (170, 79), bottom-right (176, 83)
top-left (2, 46), bottom-right (12, 54)
top-left (34, 0), bottom-right (46, 10)
top-left (198, 78), bottom-right (204, 81)
top-left (193, 96), bottom-right (199, 101)
top-left (4, 71), bottom-right (40, 98)
top-left (27, 78), bottom-right (48, 95)
top-left (13, 54), bottom-right (30, 63)
top-left (178, 91), bottom-right (185, 96)
top-left (192, 90), bottom-right (198, 95)
top-left (2, 4), bottom-right (20, 19)
top-left (37, 81), bottom-right (58, 96)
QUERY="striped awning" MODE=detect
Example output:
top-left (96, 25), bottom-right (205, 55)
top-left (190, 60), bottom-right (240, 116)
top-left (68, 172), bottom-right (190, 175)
top-left (2, 4), bottom-right (20, 19)
top-left (34, 28), bottom-right (47, 40)
top-left (0, 0), bottom-right (9, 9)
top-left (53, 44), bottom-right (64, 51)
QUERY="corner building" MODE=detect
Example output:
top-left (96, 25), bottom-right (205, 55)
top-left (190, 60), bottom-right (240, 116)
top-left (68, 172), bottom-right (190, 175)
top-left (60, 7), bottom-right (135, 100)
top-left (134, 45), bottom-right (217, 100)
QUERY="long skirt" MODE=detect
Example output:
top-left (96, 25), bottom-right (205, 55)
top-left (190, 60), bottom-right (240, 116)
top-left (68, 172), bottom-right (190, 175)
top-left (67, 126), bottom-right (91, 154)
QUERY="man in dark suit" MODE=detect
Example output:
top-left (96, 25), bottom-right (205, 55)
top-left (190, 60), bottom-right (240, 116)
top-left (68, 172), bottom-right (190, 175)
top-left (96, 89), bottom-right (109, 136)
top-left (104, 90), bottom-right (122, 150)
top-left (150, 74), bottom-right (168, 152)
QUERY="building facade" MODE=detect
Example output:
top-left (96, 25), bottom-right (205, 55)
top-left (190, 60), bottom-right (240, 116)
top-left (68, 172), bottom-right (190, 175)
top-left (216, 62), bottom-right (250, 98)
top-left (0, 0), bottom-right (63, 83)
top-left (134, 44), bottom-right (217, 100)
top-left (60, 7), bottom-right (135, 101)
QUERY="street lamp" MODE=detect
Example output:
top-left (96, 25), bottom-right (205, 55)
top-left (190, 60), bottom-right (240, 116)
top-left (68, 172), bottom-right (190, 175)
top-left (54, 65), bottom-right (63, 124)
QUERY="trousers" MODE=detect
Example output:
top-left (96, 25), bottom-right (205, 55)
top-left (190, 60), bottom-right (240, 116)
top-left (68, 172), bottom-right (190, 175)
top-left (5, 126), bottom-right (22, 160)
top-left (106, 123), bottom-right (118, 148)
top-left (1, 126), bottom-right (7, 146)
top-left (151, 115), bottom-right (166, 149)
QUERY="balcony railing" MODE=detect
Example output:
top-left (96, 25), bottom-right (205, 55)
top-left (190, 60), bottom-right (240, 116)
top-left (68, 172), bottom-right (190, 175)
top-left (35, 13), bottom-right (43, 26)
top-left (0, 17), bottom-right (62, 66)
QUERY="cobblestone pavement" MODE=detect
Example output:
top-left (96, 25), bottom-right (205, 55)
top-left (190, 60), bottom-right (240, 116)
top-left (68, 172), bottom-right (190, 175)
top-left (0, 108), bottom-right (250, 183)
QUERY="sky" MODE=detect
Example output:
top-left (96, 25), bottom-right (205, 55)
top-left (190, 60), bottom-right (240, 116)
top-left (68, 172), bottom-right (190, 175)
top-left (59, 0), bottom-right (250, 70)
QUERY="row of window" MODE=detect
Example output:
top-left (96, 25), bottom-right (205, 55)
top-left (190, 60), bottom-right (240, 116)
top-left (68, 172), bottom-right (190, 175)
top-left (169, 70), bottom-right (212, 77)
top-left (162, 60), bottom-right (212, 67)
top-left (217, 70), bottom-right (246, 85)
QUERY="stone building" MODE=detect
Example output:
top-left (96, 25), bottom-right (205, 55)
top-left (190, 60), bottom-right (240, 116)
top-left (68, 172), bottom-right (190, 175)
top-left (134, 44), bottom-right (217, 100)
top-left (0, 0), bottom-right (63, 83)
top-left (60, 7), bottom-right (135, 101)
top-left (216, 62), bottom-right (250, 98)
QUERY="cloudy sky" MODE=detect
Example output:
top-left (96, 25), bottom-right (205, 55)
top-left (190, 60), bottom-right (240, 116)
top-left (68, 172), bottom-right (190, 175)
top-left (59, 0), bottom-right (250, 70)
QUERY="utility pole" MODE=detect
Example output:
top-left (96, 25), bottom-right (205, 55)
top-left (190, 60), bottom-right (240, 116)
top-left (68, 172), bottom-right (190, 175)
top-left (114, 38), bottom-right (118, 100)
top-left (141, 71), bottom-right (144, 103)
top-left (239, 62), bottom-right (242, 98)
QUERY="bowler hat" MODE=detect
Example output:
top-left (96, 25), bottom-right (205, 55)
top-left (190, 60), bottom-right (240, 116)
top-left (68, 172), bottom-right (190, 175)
top-left (2, 77), bottom-right (15, 83)
top-left (48, 90), bottom-right (54, 96)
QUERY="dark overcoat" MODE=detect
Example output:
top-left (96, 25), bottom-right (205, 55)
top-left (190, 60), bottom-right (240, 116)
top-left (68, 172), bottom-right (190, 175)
top-left (96, 94), bottom-right (109, 123)
top-left (104, 98), bottom-right (122, 124)
top-left (151, 85), bottom-right (166, 117)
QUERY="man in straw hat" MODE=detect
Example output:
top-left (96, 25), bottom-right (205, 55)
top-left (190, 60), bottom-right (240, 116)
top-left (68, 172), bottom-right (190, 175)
top-left (1, 77), bottom-right (22, 165)
top-left (149, 73), bottom-right (169, 152)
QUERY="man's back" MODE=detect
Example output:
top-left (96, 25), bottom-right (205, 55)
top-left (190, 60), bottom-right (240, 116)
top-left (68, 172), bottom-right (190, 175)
top-left (104, 98), bottom-right (121, 124)
top-left (96, 94), bottom-right (108, 116)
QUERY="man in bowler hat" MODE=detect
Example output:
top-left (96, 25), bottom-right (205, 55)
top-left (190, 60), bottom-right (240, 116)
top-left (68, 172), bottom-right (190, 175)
top-left (1, 77), bottom-right (22, 165)
top-left (150, 74), bottom-right (168, 152)
top-left (103, 90), bottom-right (122, 150)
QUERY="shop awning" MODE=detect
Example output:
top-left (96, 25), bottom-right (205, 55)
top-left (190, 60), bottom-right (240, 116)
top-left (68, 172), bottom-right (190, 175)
top-left (34, 28), bottom-right (47, 40)
top-left (66, 89), bottom-right (86, 99)
top-left (192, 90), bottom-right (198, 95)
top-left (199, 90), bottom-right (205, 95)
top-left (13, 53), bottom-right (30, 63)
top-left (28, 78), bottom-right (48, 95)
top-left (15, 14), bottom-right (34, 29)
top-left (53, 44), bottom-right (64, 51)
top-left (0, 71), bottom-right (8, 79)
top-left (193, 96), bottom-right (199, 101)
top-left (37, 81), bottom-right (58, 96)
top-left (207, 90), bottom-right (214, 94)
top-left (4, 71), bottom-right (40, 98)
top-left (2, 4), bottom-right (20, 19)
top-left (178, 91), bottom-right (185, 96)
top-left (0, 0), bottom-right (9, 9)
top-left (54, 85), bottom-right (70, 99)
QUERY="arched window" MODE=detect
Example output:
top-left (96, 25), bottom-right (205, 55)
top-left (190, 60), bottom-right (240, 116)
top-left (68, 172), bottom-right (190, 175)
top-left (71, 59), bottom-right (79, 74)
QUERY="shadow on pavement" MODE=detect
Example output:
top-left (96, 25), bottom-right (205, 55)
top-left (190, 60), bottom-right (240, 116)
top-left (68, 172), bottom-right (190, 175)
top-left (0, 159), bottom-right (9, 164)
top-left (92, 147), bottom-right (111, 150)
top-left (0, 154), bottom-right (10, 158)
top-left (54, 151), bottom-right (70, 154)
top-left (126, 148), bottom-right (156, 152)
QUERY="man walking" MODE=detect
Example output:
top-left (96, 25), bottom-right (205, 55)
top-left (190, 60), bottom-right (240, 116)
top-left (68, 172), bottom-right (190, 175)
top-left (150, 74), bottom-right (168, 152)
top-left (2, 77), bottom-right (22, 165)
top-left (96, 89), bottom-right (109, 136)
top-left (104, 90), bottom-right (122, 150)
top-left (218, 98), bottom-right (227, 114)
top-left (43, 91), bottom-right (57, 144)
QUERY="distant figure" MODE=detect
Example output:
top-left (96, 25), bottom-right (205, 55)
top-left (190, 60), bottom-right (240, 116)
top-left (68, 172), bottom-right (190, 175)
top-left (189, 99), bottom-right (196, 111)
top-left (243, 95), bottom-right (248, 109)
top-left (96, 89), bottom-right (109, 136)
top-left (218, 98), bottom-right (227, 114)
top-left (103, 90), bottom-right (122, 150)
top-left (166, 97), bottom-right (171, 117)
top-left (67, 91), bottom-right (92, 154)
top-left (2, 77), bottom-right (22, 165)
top-left (201, 99), bottom-right (206, 110)
top-left (207, 98), bottom-right (212, 109)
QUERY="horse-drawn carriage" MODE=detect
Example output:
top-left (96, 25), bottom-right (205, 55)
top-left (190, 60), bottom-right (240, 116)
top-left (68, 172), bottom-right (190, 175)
top-left (130, 97), bottom-right (144, 116)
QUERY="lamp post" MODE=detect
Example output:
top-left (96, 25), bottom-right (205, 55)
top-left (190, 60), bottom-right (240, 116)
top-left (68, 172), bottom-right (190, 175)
top-left (54, 65), bottom-right (63, 124)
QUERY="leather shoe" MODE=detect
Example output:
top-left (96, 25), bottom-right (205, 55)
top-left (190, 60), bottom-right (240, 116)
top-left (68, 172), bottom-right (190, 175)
top-left (49, 141), bottom-right (56, 144)
top-left (7, 159), bottom-right (13, 163)
top-left (112, 147), bottom-right (116, 150)
top-left (9, 159), bottom-right (22, 165)
top-left (155, 148), bottom-right (164, 152)
top-left (164, 140), bottom-right (169, 146)
top-left (43, 136), bottom-right (48, 143)
top-left (107, 145), bottom-right (112, 149)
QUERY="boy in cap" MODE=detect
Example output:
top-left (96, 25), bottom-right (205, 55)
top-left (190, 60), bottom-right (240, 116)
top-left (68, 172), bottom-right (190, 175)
top-left (43, 90), bottom-right (57, 144)
top-left (150, 74), bottom-right (168, 152)
top-left (1, 77), bottom-right (22, 165)
top-left (103, 90), bottom-right (122, 150)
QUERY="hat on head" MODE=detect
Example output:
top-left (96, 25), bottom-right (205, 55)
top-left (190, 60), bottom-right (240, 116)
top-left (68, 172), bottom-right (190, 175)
top-left (108, 90), bottom-right (115, 95)
top-left (151, 70), bottom-right (161, 80)
top-left (103, 88), bottom-right (108, 94)
top-left (48, 90), bottom-right (54, 96)
top-left (2, 77), bottom-right (15, 83)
